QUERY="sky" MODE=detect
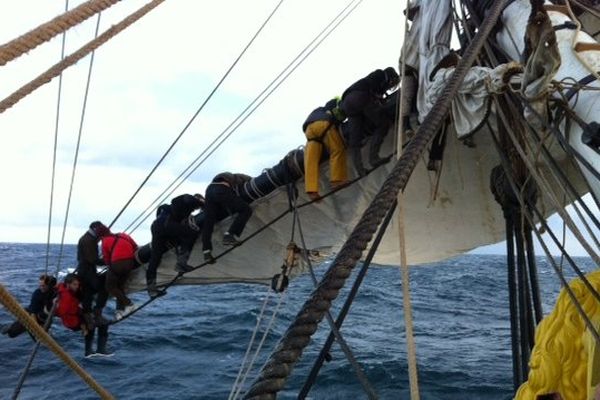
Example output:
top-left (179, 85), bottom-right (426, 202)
top-left (0, 0), bottom-right (597, 259)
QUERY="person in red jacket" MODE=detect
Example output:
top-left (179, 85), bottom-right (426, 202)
top-left (56, 273), bottom-right (111, 357)
top-left (100, 231), bottom-right (139, 320)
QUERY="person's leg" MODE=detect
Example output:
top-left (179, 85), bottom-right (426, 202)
top-left (96, 324), bottom-right (112, 355)
top-left (106, 261), bottom-right (133, 310)
top-left (201, 186), bottom-right (220, 263)
top-left (324, 126), bottom-right (348, 186)
top-left (4, 320), bottom-right (26, 338)
top-left (225, 193), bottom-right (252, 239)
top-left (304, 121), bottom-right (325, 196)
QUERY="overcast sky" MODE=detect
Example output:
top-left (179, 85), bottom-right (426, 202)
top-left (0, 0), bottom-right (597, 260)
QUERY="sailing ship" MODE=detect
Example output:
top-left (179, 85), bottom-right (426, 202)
top-left (1, 0), bottom-right (600, 399)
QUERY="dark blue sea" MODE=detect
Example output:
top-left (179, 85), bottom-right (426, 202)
top-left (0, 243), bottom-right (595, 399)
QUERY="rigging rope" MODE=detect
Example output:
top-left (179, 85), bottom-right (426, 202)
top-left (0, 0), bottom-right (119, 66)
top-left (12, 14), bottom-right (105, 398)
top-left (0, 284), bottom-right (114, 399)
top-left (109, 0), bottom-right (287, 228)
top-left (44, 0), bottom-right (70, 275)
top-left (230, 290), bottom-right (288, 400)
top-left (294, 195), bottom-right (378, 399)
top-left (0, 0), bottom-right (165, 114)
top-left (11, 301), bottom-right (59, 400)
top-left (123, 0), bottom-right (364, 235)
top-left (229, 288), bottom-right (274, 400)
top-left (488, 125), bottom-right (600, 345)
top-left (243, 1), bottom-right (511, 397)
top-left (56, 12), bottom-right (102, 273)
top-left (298, 200), bottom-right (398, 399)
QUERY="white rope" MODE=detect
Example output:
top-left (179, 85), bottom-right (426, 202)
top-left (231, 290), bottom-right (287, 400)
top-left (397, 1), bottom-right (420, 398)
top-left (228, 287), bottom-right (272, 400)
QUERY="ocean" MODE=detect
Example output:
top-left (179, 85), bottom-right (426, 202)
top-left (0, 243), bottom-right (595, 399)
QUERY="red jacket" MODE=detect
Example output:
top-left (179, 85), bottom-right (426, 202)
top-left (101, 233), bottom-right (138, 264)
top-left (56, 283), bottom-right (81, 330)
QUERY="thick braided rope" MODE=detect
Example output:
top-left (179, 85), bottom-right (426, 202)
top-left (0, 0), bottom-right (120, 66)
top-left (0, 0), bottom-right (164, 114)
top-left (0, 284), bottom-right (114, 399)
top-left (243, 1), bottom-right (510, 398)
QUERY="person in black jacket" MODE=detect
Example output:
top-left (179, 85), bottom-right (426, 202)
top-left (201, 172), bottom-right (252, 263)
top-left (146, 194), bottom-right (205, 297)
top-left (76, 221), bottom-right (110, 327)
top-left (1, 274), bottom-right (57, 339)
top-left (340, 67), bottom-right (399, 176)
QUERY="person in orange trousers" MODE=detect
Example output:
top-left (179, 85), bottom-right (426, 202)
top-left (303, 97), bottom-right (348, 201)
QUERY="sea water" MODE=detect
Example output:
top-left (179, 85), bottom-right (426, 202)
top-left (0, 243), bottom-right (595, 399)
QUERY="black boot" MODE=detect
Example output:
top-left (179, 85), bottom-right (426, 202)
top-left (84, 331), bottom-right (95, 358)
top-left (96, 331), bottom-right (114, 357)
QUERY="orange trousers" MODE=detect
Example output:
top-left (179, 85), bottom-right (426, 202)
top-left (304, 120), bottom-right (347, 194)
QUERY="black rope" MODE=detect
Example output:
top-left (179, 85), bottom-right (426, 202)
top-left (504, 213), bottom-right (522, 391)
top-left (514, 213), bottom-right (531, 377)
top-left (123, 0), bottom-right (364, 234)
top-left (44, 0), bottom-right (70, 274)
top-left (524, 226), bottom-right (543, 324)
top-left (298, 200), bottom-right (397, 400)
top-left (489, 124), bottom-right (600, 345)
top-left (293, 195), bottom-right (377, 400)
top-left (108, 0), bottom-right (287, 229)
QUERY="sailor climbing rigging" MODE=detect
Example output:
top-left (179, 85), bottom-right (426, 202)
top-left (56, 273), bottom-right (112, 358)
top-left (303, 97), bottom-right (348, 201)
top-left (146, 194), bottom-right (205, 297)
top-left (202, 172), bottom-right (253, 263)
top-left (340, 67), bottom-right (399, 176)
top-left (100, 231), bottom-right (140, 321)
top-left (76, 221), bottom-right (110, 327)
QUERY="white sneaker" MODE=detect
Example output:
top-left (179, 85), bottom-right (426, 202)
top-left (122, 303), bottom-right (138, 316)
top-left (114, 310), bottom-right (124, 321)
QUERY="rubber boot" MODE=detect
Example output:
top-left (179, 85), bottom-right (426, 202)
top-left (96, 330), bottom-right (114, 357)
top-left (350, 146), bottom-right (367, 177)
top-left (84, 331), bottom-right (95, 357)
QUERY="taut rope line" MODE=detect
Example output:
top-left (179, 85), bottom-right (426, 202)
top-left (0, 0), bottom-right (120, 66)
top-left (0, 0), bottom-right (165, 114)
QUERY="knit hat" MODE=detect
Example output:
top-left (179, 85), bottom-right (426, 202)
top-left (89, 221), bottom-right (111, 238)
